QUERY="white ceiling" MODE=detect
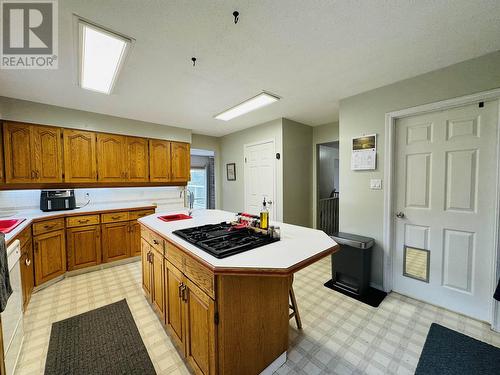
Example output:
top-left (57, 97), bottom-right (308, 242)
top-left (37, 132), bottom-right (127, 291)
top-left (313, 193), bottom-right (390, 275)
top-left (1, 1), bottom-right (499, 136)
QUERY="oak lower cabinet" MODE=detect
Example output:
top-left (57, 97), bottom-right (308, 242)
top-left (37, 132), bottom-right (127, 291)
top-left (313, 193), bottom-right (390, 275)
top-left (142, 239), bottom-right (165, 319)
top-left (141, 238), bottom-right (152, 299)
top-left (66, 225), bottom-right (101, 271)
top-left (165, 261), bottom-right (185, 349)
top-left (33, 229), bottom-right (66, 286)
top-left (101, 222), bottom-right (130, 263)
top-left (130, 221), bottom-right (142, 257)
top-left (20, 239), bottom-right (34, 311)
top-left (164, 261), bottom-right (215, 375)
top-left (183, 277), bottom-right (216, 375)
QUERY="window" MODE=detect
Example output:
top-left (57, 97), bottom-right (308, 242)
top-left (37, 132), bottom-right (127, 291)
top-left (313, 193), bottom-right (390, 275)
top-left (188, 168), bottom-right (207, 209)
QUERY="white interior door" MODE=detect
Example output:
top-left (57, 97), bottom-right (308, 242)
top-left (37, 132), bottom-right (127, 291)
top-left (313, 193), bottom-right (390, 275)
top-left (393, 100), bottom-right (498, 321)
top-left (244, 140), bottom-right (276, 219)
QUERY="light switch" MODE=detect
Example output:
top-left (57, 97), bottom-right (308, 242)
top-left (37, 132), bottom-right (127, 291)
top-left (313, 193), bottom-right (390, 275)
top-left (370, 179), bottom-right (382, 190)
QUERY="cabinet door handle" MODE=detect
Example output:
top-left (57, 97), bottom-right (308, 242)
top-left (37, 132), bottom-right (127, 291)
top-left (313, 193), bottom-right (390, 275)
top-left (25, 258), bottom-right (31, 266)
top-left (153, 239), bottom-right (159, 245)
top-left (111, 216), bottom-right (121, 220)
top-left (178, 282), bottom-right (183, 298)
top-left (34, 242), bottom-right (38, 253)
top-left (181, 285), bottom-right (187, 302)
top-left (31, 170), bottom-right (36, 179)
top-left (78, 219), bottom-right (89, 223)
top-left (44, 224), bottom-right (55, 229)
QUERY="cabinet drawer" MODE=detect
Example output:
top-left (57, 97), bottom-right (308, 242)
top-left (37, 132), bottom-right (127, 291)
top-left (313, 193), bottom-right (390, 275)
top-left (141, 227), bottom-right (164, 254)
top-left (184, 255), bottom-right (214, 299)
top-left (165, 242), bottom-right (184, 271)
top-left (129, 209), bottom-right (155, 220)
top-left (66, 214), bottom-right (100, 228)
top-left (16, 227), bottom-right (31, 247)
top-left (101, 211), bottom-right (129, 223)
top-left (32, 218), bottom-right (64, 236)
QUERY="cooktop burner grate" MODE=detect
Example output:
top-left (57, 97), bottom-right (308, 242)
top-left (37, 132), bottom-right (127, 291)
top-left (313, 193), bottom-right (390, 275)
top-left (173, 222), bottom-right (279, 258)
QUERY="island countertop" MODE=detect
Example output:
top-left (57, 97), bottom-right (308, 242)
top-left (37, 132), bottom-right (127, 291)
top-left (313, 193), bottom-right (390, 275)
top-left (138, 209), bottom-right (338, 275)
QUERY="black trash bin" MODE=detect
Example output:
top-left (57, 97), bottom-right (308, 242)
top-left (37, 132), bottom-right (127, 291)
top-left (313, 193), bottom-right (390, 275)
top-left (330, 232), bottom-right (374, 296)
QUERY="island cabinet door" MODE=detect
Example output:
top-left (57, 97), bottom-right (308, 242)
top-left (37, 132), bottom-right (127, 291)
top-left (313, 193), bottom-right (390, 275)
top-left (151, 247), bottom-right (165, 319)
top-left (183, 277), bottom-right (216, 375)
top-left (141, 238), bottom-right (152, 299)
top-left (101, 222), bottom-right (130, 263)
top-left (66, 225), bottom-right (101, 271)
top-left (165, 261), bottom-right (185, 352)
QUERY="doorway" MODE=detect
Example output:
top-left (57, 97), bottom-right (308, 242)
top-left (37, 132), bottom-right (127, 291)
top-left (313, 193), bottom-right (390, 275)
top-left (317, 141), bottom-right (339, 234)
top-left (244, 140), bottom-right (276, 219)
top-left (189, 149), bottom-right (215, 209)
top-left (390, 99), bottom-right (499, 322)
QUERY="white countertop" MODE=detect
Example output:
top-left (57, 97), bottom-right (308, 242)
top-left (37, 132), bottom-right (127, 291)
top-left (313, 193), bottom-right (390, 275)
top-left (3, 201), bottom-right (157, 244)
top-left (139, 209), bottom-right (338, 272)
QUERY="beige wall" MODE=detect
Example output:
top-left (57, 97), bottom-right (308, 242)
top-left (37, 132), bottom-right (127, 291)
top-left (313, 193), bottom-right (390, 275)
top-left (312, 122), bottom-right (339, 228)
top-left (282, 119), bottom-right (313, 226)
top-left (219, 119), bottom-right (284, 220)
top-left (339, 50), bottom-right (500, 288)
top-left (0, 96), bottom-right (191, 142)
top-left (191, 134), bottom-right (222, 209)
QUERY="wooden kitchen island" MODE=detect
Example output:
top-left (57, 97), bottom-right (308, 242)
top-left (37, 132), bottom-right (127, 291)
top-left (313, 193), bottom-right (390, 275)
top-left (139, 210), bottom-right (338, 375)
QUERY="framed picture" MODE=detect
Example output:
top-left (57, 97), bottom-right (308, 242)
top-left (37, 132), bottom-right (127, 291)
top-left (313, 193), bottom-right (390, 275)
top-left (226, 163), bottom-right (236, 181)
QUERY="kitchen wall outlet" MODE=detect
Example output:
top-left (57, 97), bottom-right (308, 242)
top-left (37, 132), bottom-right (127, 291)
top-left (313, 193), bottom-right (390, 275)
top-left (370, 179), bottom-right (382, 190)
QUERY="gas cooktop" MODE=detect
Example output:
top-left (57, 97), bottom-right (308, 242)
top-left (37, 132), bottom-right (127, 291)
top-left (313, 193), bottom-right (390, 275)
top-left (172, 222), bottom-right (279, 259)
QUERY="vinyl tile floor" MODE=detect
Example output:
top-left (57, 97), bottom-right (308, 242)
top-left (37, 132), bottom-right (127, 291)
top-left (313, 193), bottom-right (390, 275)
top-left (15, 257), bottom-right (500, 375)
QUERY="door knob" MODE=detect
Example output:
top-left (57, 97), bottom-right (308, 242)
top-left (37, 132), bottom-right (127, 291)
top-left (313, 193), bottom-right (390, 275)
top-left (395, 212), bottom-right (405, 219)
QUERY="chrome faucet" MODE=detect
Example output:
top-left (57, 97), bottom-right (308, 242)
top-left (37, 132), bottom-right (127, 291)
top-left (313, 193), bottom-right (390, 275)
top-left (180, 188), bottom-right (195, 216)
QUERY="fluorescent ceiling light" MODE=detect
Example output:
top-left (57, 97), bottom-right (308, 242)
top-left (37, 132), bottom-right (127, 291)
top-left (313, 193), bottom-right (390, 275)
top-left (215, 92), bottom-right (280, 121)
top-left (78, 21), bottom-right (131, 94)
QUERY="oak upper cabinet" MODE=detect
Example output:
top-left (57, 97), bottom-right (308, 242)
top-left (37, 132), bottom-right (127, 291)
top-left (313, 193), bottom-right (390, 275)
top-left (127, 137), bottom-right (149, 182)
top-left (3, 122), bottom-right (63, 183)
top-left (3, 122), bottom-right (33, 183)
top-left (141, 238), bottom-right (152, 299)
top-left (32, 125), bottom-right (63, 183)
top-left (63, 129), bottom-right (97, 183)
top-left (184, 278), bottom-right (216, 375)
top-left (66, 225), bottom-right (101, 271)
top-left (97, 133), bottom-right (127, 182)
top-left (149, 140), bottom-right (171, 182)
top-left (20, 239), bottom-right (34, 311)
top-left (171, 142), bottom-right (190, 182)
top-left (33, 228), bottom-right (66, 286)
top-left (101, 222), bottom-right (130, 263)
top-left (165, 261), bottom-right (185, 350)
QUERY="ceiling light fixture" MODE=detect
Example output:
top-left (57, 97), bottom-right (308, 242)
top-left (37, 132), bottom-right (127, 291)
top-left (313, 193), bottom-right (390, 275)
top-left (214, 92), bottom-right (280, 121)
top-left (78, 20), bottom-right (132, 94)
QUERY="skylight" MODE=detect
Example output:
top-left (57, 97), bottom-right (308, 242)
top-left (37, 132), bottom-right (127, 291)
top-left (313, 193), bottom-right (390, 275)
top-left (78, 21), bottom-right (131, 94)
top-left (214, 92), bottom-right (280, 121)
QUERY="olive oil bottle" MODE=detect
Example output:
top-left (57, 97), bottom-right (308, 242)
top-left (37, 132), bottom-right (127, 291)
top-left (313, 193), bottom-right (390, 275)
top-left (260, 197), bottom-right (269, 230)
